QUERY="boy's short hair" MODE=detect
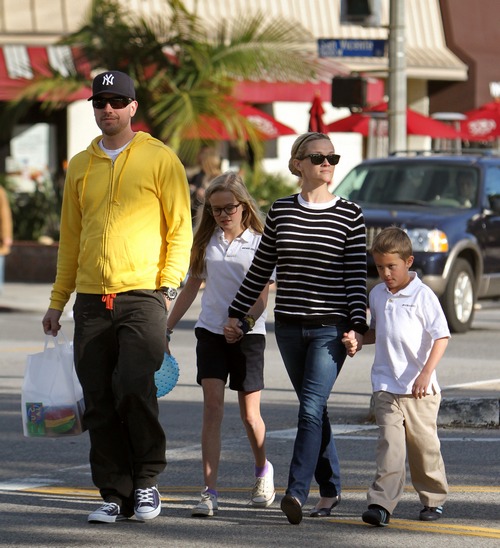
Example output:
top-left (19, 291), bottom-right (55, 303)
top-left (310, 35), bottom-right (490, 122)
top-left (371, 227), bottom-right (413, 260)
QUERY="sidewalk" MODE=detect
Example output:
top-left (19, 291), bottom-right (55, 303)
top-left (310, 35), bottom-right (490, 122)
top-left (1, 282), bottom-right (499, 427)
top-left (0, 282), bottom-right (59, 314)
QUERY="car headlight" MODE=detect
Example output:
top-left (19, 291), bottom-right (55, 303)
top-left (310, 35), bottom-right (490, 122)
top-left (406, 228), bottom-right (449, 252)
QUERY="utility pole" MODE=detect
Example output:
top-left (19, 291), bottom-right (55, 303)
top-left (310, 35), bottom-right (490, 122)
top-left (388, 0), bottom-right (407, 153)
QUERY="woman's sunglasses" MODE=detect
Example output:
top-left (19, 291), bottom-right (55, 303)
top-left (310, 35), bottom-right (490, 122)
top-left (92, 97), bottom-right (133, 110)
top-left (302, 153), bottom-right (341, 166)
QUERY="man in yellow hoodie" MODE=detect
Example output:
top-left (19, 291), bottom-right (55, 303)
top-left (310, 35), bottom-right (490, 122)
top-left (42, 71), bottom-right (192, 524)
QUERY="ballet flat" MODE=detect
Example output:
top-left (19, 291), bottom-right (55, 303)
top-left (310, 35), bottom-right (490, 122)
top-left (309, 495), bottom-right (341, 518)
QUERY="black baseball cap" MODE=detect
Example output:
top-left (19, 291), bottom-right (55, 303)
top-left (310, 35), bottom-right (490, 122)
top-left (88, 71), bottom-right (136, 100)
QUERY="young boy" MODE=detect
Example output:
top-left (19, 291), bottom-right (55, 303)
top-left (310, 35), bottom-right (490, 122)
top-left (343, 227), bottom-right (450, 526)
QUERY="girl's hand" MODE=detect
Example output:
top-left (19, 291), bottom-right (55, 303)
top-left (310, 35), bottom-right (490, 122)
top-left (224, 318), bottom-right (244, 344)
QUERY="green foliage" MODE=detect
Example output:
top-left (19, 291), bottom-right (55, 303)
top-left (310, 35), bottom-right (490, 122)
top-left (241, 164), bottom-right (299, 214)
top-left (2, 0), bottom-right (316, 239)
top-left (7, 0), bottom-right (317, 162)
top-left (4, 178), bottom-right (60, 242)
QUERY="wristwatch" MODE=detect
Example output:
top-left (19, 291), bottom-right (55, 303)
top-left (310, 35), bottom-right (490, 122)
top-left (159, 286), bottom-right (178, 300)
top-left (239, 315), bottom-right (255, 334)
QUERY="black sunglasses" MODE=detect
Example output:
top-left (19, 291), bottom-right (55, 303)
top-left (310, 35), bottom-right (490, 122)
top-left (92, 97), bottom-right (133, 110)
top-left (302, 153), bottom-right (341, 165)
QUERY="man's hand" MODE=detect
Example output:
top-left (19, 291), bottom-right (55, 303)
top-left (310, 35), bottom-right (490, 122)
top-left (42, 308), bottom-right (63, 336)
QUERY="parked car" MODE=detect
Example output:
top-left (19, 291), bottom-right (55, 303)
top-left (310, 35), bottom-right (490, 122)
top-left (334, 151), bottom-right (500, 333)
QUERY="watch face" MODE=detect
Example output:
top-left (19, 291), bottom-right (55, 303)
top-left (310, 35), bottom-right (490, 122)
top-left (162, 287), bottom-right (177, 300)
top-left (246, 315), bottom-right (255, 328)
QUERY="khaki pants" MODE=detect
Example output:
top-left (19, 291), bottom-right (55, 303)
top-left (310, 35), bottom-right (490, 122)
top-left (367, 391), bottom-right (448, 514)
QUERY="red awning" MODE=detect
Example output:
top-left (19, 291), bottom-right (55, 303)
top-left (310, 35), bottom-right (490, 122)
top-left (233, 57), bottom-right (385, 105)
top-left (0, 45), bottom-right (91, 101)
top-left (0, 45), bottom-right (385, 108)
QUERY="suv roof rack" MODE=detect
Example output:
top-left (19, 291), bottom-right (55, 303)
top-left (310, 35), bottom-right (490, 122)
top-left (389, 149), bottom-right (500, 157)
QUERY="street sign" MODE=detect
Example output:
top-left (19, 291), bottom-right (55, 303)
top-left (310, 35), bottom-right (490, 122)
top-left (318, 39), bottom-right (386, 58)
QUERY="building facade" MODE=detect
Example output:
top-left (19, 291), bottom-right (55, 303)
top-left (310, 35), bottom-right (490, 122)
top-left (0, 0), bottom-right (485, 184)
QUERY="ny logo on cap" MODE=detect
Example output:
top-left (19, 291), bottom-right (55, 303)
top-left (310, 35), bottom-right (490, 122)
top-left (102, 74), bottom-right (114, 86)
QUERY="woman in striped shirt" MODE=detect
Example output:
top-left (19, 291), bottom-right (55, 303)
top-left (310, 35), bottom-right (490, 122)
top-left (225, 132), bottom-right (368, 525)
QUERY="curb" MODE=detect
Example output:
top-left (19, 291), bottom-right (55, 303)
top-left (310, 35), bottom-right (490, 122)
top-left (368, 394), bottom-right (500, 428)
top-left (438, 396), bottom-right (499, 427)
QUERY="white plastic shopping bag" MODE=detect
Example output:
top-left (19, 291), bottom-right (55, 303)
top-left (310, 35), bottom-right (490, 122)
top-left (21, 332), bottom-right (85, 437)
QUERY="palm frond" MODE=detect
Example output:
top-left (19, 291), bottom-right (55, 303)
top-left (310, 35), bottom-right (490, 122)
top-left (7, 0), bottom-right (314, 163)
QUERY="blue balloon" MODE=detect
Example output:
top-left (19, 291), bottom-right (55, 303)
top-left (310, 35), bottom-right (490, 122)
top-left (155, 353), bottom-right (180, 397)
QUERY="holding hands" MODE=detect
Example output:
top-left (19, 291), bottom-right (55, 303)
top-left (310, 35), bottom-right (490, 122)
top-left (342, 330), bottom-right (363, 357)
top-left (224, 318), bottom-right (244, 343)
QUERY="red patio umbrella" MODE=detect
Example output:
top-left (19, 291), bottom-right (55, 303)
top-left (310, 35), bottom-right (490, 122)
top-left (183, 102), bottom-right (296, 140)
top-left (308, 93), bottom-right (327, 133)
top-left (460, 100), bottom-right (500, 141)
top-left (327, 102), bottom-right (460, 139)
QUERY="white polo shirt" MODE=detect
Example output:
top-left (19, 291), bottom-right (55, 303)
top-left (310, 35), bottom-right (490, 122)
top-left (194, 227), bottom-right (272, 335)
top-left (369, 272), bottom-right (450, 395)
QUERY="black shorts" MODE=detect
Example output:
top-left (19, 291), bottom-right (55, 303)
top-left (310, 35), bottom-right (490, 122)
top-left (195, 327), bottom-right (265, 392)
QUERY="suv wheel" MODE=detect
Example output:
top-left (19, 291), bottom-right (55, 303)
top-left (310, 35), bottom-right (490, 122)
top-left (440, 258), bottom-right (476, 333)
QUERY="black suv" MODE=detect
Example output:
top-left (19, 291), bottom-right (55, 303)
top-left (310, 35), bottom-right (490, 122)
top-left (334, 151), bottom-right (500, 333)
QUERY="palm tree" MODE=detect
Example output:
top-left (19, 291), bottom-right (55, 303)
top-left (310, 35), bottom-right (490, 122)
top-left (10, 0), bottom-right (319, 163)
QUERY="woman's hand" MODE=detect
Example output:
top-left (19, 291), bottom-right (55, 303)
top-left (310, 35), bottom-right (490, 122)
top-left (342, 330), bottom-right (360, 357)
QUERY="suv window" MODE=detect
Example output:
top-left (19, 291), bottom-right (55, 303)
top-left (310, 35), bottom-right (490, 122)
top-left (485, 165), bottom-right (500, 199)
top-left (334, 154), bottom-right (500, 334)
top-left (341, 164), bottom-right (478, 208)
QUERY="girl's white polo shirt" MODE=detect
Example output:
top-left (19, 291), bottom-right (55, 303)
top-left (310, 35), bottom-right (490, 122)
top-left (369, 272), bottom-right (450, 395)
top-left (194, 227), bottom-right (272, 335)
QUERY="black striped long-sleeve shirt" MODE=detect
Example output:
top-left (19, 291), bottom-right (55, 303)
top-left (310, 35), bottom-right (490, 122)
top-left (228, 194), bottom-right (368, 333)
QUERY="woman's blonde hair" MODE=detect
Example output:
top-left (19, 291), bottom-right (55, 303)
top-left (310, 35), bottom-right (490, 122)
top-left (288, 132), bottom-right (332, 177)
top-left (189, 171), bottom-right (265, 277)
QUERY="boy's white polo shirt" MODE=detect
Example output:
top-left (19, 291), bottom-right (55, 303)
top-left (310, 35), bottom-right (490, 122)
top-left (369, 272), bottom-right (450, 395)
top-left (194, 227), bottom-right (272, 335)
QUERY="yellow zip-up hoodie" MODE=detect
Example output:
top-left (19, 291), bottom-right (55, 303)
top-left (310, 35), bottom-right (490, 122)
top-left (50, 132), bottom-right (193, 311)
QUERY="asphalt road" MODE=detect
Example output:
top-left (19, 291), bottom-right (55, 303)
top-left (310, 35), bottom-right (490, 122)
top-left (0, 287), bottom-right (499, 546)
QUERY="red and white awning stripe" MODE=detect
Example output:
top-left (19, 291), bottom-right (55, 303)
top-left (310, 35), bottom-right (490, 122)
top-left (0, 45), bottom-right (90, 101)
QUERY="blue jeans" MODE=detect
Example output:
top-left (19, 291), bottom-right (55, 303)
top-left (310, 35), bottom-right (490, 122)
top-left (275, 320), bottom-right (348, 505)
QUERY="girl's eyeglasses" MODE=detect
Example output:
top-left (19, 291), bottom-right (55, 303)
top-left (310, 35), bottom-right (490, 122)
top-left (92, 97), bottom-right (133, 110)
top-left (208, 203), bottom-right (242, 217)
top-left (302, 153), bottom-right (341, 166)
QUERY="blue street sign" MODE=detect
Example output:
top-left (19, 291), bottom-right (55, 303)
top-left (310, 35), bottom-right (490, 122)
top-left (318, 39), bottom-right (387, 58)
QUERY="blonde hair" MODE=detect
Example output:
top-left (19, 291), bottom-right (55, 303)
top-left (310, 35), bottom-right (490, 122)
top-left (199, 147), bottom-right (222, 183)
top-left (189, 171), bottom-right (265, 277)
top-left (288, 132), bottom-right (332, 177)
top-left (371, 227), bottom-right (413, 261)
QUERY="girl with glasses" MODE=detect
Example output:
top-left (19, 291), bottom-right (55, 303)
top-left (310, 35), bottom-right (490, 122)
top-left (167, 171), bottom-right (276, 517)
top-left (225, 132), bottom-right (368, 524)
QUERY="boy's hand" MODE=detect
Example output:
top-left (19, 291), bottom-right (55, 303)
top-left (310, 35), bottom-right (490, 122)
top-left (342, 330), bottom-right (359, 357)
top-left (412, 371), bottom-right (431, 398)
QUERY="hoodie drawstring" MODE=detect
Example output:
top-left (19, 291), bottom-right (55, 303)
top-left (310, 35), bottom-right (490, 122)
top-left (102, 294), bottom-right (117, 310)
